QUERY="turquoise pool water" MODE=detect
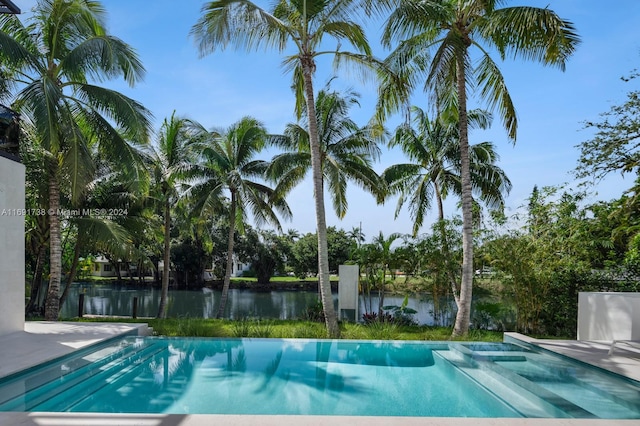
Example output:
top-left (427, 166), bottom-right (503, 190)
top-left (0, 337), bottom-right (638, 418)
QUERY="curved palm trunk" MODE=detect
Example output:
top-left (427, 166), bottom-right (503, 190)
top-left (301, 59), bottom-right (340, 338)
top-left (453, 53), bottom-right (474, 337)
top-left (216, 192), bottom-right (237, 318)
top-left (157, 201), bottom-right (171, 318)
top-left (44, 168), bottom-right (61, 321)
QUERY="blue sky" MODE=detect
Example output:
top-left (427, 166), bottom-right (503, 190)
top-left (17, 0), bottom-right (640, 240)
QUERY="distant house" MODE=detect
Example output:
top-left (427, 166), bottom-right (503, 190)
top-left (90, 256), bottom-right (128, 277)
top-left (232, 259), bottom-right (251, 277)
top-left (205, 258), bottom-right (251, 279)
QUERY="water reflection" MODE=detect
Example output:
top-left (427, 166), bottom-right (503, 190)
top-left (61, 283), bottom-right (457, 325)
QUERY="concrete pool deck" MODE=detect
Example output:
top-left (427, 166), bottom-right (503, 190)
top-left (0, 322), bottom-right (638, 425)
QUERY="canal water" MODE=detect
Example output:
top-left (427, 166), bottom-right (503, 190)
top-left (61, 282), bottom-right (458, 326)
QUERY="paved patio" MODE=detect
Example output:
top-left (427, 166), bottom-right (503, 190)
top-left (0, 321), bottom-right (151, 379)
top-left (0, 323), bottom-right (638, 425)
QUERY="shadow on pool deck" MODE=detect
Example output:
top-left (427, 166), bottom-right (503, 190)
top-left (0, 324), bottom-right (639, 425)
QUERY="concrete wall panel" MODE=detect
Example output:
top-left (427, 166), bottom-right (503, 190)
top-left (0, 156), bottom-right (25, 335)
top-left (578, 292), bottom-right (640, 341)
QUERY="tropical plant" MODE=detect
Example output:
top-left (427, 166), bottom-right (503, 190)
top-left (375, 0), bottom-right (579, 336)
top-left (576, 71), bottom-right (640, 179)
top-left (268, 86), bottom-right (383, 218)
top-left (148, 112), bottom-right (202, 318)
top-left (191, 0), bottom-right (375, 338)
top-left (384, 106), bottom-right (510, 235)
top-left (0, 0), bottom-right (152, 320)
top-left (188, 116), bottom-right (291, 318)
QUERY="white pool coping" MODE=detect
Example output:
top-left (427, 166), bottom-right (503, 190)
top-left (0, 323), bottom-right (638, 425)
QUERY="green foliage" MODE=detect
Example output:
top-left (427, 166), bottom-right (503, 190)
top-left (480, 184), bottom-right (640, 336)
top-left (241, 229), bottom-right (292, 284)
top-left (625, 233), bottom-right (640, 275)
top-left (576, 73), bottom-right (640, 179)
top-left (290, 227), bottom-right (354, 277)
top-left (171, 237), bottom-right (208, 287)
top-left (299, 300), bottom-right (325, 323)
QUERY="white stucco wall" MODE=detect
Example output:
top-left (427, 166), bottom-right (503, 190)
top-left (577, 292), bottom-right (640, 341)
top-left (338, 264), bottom-right (359, 321)
top-left (0, 156), bottom-right (25, 335)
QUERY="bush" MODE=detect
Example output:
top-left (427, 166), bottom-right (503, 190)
top-left (299, 300), bottom-right (325, 322)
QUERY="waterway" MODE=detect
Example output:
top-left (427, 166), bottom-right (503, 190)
top-left (61, 282), bottom-right (458, 326)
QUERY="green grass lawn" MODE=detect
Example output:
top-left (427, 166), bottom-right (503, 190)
top-left (70, 317), bottom-right (503, 341)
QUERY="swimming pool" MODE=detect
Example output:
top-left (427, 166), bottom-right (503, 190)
top-left (0, 337), bottom-right (638, 418)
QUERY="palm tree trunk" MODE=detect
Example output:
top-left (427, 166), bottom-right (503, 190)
top-left (59, 237), bottom-right (81, 310)
top-left (434, 183), bottom-right (461, 307)
top-left (26, 244), bottom-right (45, 316)
top-left (216, 192), bottom-right (237, 318)
top-left (157, 201), bottom-right (171, 318)
top-left (44, 167), bottom-right (61, 321)
top-left (301, 58), bottom-right (340, 338)
top-left (452, 52), bottom-right (474, 337)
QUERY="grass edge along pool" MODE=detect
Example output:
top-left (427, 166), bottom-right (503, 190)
top-left (0, 337), bottom-right (638, 418)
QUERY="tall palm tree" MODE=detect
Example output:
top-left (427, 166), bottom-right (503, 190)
top-left (268, 87), bottom-right (383, 218)
top-left (376, 0), bottom-right (579, 336)
top-left (188, 116), bottom-right (292, 318)
top-left (383, 106), bottom-right (511, 236)
top-left (0, 0), bottom-right (151, 320)
top-left (191, 0), bottom-right (374, 337)
top-left (149, 112), bottom-right (201, 319)
top-left (384, 105), bottom-right (510, 308)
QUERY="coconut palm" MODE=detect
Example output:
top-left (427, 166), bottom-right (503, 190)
top-left (384, 105), bottom-right (511, 308)
top-left (347, 225), bottom-right (365, 248)
top-left (376, 0), bottom-right (579, 336)
top-left (268, 87), bottom-right (383, 218)
top-left (148, 112), bottom-right (203, 319)
top-left (383, 106), bottom-right (511, 236)
top-left (191, 0), bottom-right (374, 337)
top-left (0, 0), bottom-right (151, 320)
top-left (188, 116), bottom-right (292, 318)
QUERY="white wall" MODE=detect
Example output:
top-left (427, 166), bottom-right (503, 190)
top-left (338, 265), bottom-right (359, 322)
top-left (0, 156), bottom-right (25, 335)
top-left (577, 292), bottom-right (640, 341)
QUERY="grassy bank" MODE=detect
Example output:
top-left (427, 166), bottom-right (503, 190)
top-left (70, 317), bottom-right (503, 341)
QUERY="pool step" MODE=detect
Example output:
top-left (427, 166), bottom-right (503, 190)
top-left (0, 340), bottom-right (162, 412)
top-left (445, 344), bottom-right (598, 418)
top-left (437, 349), bottom-right (576, 418)
top-left (67, 352), bottom-right (192, 412)
top-left (32, 342), bottom-right (166, 412)
top-left (0, 339), bottom-right (145, 410)
top-left (498, 352), bottom-right (640, 416)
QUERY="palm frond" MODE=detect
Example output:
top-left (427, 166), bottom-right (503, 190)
top-left (481, 6), bottom-right (580, 70)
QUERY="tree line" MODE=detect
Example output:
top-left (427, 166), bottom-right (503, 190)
top-left (9, 0), bottom-right (634, 339)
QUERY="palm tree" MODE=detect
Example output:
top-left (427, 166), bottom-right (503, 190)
top-left (149, 112), bottom-right (201, 319)
top-left (347, 225), bottom-right (365, 248)
top-left (188, 116), bottom-right (292, 318)
top-left (191, 0), bottom-right (374, 337)
top-left (0, 0), bottom-right (151, 320)
top-left (268, 87), bottom-right (383, 218)
top-left (383, 106), bottom-right (511, 236)
top-left (383, 105), bottom-right (510, 309)
top-left (376, 0), bottom-right (579, 336)
top-left (371, 231), bottom-right (401, 316)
